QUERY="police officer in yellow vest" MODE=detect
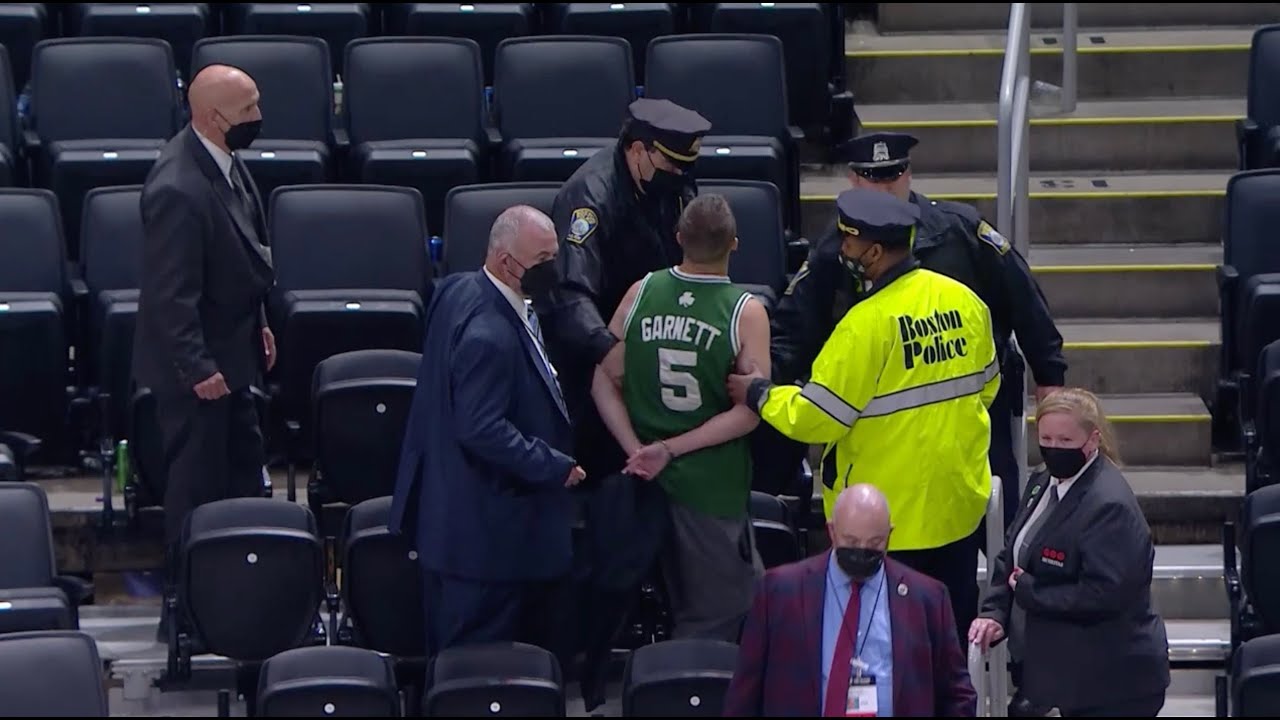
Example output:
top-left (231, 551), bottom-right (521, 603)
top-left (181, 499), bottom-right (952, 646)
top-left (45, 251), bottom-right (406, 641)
top-left (728, 188), bottom-right (1000, 643)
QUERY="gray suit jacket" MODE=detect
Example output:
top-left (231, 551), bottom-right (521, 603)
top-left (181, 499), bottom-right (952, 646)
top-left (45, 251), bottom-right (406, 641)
top-left (979, 456), bottom-right (1170, 710)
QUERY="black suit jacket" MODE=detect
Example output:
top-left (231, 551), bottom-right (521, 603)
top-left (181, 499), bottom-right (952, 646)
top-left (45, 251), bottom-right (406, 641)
top-left (979, 456), bottom-right (1170, 710)
top-left (133, 126), bottom-right (274, 397)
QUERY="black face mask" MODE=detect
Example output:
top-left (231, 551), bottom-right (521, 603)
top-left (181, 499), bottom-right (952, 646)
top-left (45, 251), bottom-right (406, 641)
top-left (835, 546), bottom-right (885, 582)
top-left (644, 167), bottom-right (692, 197)
top-left (516, 259), bottom-right (558, 301)
top-left (224, 119), bottom-right (262, 152)
top-left (1040, 444), bottom-right (1089, 479)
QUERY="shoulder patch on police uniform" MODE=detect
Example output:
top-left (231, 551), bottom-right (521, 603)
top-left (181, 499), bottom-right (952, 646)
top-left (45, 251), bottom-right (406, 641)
top-left (566, 207), bottom-right (599, 245)
top-left (977, 220), bottom-right (1010, 256)
top-left (783, 260), bottom-right (810, 296)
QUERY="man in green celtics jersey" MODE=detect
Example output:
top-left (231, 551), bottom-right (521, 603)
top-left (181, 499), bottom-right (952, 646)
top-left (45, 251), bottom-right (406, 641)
top-left (590, 193), bottom-right (772, 641)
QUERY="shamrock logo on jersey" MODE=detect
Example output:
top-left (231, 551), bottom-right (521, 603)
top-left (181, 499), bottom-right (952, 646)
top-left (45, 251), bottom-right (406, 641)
top-left (678, 291), bottom-right (695, 308)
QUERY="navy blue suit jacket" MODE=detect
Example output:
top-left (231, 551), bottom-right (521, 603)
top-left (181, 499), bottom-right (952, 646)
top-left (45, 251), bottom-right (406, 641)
top-left (388, 270), bottom-right (577, 582)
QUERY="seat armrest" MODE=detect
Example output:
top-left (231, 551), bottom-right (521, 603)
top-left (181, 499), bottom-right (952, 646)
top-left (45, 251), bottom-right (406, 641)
top-left (53, 575), bottom-right (94, 606)
top-left (484, 126), bottom-right (504, 155)
top-left (22, 129), bottom-right (40, 155)
top-left (0, 430), bottom-right (41, 460)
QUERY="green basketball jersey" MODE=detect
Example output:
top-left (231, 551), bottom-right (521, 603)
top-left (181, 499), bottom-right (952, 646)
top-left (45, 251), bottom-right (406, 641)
top-left (622, 267), bottom-right (754, 519)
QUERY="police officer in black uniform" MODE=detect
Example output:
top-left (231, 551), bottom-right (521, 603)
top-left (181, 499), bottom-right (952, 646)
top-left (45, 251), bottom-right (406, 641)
top-left (760, 131), bottom-right (1067, 527)
top-left (537, 97), bottom-right (713, 481)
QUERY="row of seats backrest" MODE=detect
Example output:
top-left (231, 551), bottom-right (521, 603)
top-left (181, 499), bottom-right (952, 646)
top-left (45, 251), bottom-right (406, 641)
top-left (2, 179), bottom-right (787, 302)
top-left (14, 33), bottom-right (792, 147)
top-left (0, 3), bottom-right (839, 130)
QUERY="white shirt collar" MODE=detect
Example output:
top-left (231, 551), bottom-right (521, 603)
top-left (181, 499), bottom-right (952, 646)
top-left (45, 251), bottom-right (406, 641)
top-left (193, 127), bottom-right (234, 187)
top-left (483, 266), bottom-right (530, 324)
top-left (1051, 449), bottom-right (1099, 499)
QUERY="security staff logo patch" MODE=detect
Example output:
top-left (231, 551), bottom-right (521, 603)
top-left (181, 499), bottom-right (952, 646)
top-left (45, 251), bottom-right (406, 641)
top-left (977, 220), bottom-right (1010, 256)
top-left (567, 208), bottom-right (599, 245)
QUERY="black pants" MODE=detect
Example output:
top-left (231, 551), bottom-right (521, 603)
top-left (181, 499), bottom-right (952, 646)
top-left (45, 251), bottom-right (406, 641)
top-left (155, 388), bottom-right (266, 545)
top-left (1061, 692), bottom-right (1165, 717)
top-left (890, 527), bottom-right (981, 646)
top-left (423, 569), bottom-right (573, 671)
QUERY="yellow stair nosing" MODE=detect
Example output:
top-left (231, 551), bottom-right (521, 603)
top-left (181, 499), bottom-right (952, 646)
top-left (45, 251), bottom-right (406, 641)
top-left (799, 189), bottom-right (1226, 203)
top-left (859, 115), bottom-right (1240, 130)
top-left (845, 43), bottom-right (1250, 60)
top-left (1063, 340), bottom-right (1215, 350)
top-left (1032, 263), bottom-right (1217, 274)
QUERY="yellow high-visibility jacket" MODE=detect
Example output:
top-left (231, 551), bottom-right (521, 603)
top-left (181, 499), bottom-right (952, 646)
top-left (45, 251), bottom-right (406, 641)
top-left (756, 260), bottom-right (1000, 551)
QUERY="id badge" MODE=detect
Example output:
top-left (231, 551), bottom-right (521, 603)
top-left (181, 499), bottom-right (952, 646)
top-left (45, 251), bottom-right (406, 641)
top-left (845, 663), bottom-right (877, 717)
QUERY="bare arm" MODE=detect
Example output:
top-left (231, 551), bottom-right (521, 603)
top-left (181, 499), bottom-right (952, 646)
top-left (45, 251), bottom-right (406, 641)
top-left (664, 297), bottom-right (770, 457)
top-left (590, 280), bottom-right (645, 457)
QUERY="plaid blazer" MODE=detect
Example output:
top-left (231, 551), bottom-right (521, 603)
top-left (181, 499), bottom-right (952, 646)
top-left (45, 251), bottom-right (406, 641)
top-left (723, 552), bottom-right (977, 717)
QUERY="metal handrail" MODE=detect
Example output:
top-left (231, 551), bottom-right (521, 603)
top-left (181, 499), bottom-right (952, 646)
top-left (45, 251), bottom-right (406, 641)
top-left (969, 473), bottom-right (1010, 717)
top-left (998, 3), bottom-right (1078, 497)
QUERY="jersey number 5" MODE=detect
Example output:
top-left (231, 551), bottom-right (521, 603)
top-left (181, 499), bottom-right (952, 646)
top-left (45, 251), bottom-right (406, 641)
top-left (659, 347), bottom-right (702, 412)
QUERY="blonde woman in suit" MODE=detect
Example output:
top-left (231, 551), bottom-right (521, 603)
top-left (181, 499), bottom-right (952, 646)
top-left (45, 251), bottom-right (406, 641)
top-left (969, 388), bottom-right (1169, 717)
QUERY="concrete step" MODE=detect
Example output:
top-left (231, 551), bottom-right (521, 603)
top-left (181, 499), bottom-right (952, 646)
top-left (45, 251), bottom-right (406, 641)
top-left (1025, 393), bottom-right (1212, 466)
top-left (1059, 319), bottom-right (1218, 396)
top-left (877, 2), bottom-right (1280, 34)
top-left (856, 98), bottom-right (1242, 174)
top-left (1166, 618), bottom-right (1231, 665)
top-left (847, 27), bottom-right (1251, 103)
top-left (797, 169), bottom-right (1228, 247)
top-left (979, 544), bottom-right (1228, 620)
top-left (1127, 467), bottom-right (1242, 545)
top-left (1028, 244), bottom-right (1219, 319)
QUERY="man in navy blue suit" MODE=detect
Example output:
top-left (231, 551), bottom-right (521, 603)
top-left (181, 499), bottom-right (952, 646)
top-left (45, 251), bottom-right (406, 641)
top-left (389, 205), bottom-right (585, 662)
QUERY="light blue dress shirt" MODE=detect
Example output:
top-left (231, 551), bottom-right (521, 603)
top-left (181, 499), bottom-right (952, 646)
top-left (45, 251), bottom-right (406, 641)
top-left (821, 551), bottom-right (894, 717)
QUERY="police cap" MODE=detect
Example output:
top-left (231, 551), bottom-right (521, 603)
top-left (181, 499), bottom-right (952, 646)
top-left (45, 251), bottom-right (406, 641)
top-left (835, 189), bottom-right (921, 248)
top-left (839, 131), bottom-right (919, 181)
top-left (627, 97), bottom-right (711, 166)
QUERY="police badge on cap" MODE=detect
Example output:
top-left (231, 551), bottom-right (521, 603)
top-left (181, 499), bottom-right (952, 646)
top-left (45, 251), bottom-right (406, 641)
top-left (840, 131), bottom-right (919, 182)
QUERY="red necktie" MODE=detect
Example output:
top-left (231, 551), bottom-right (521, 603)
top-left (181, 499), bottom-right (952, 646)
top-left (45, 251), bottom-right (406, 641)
top-left (824, 581), bottom-right (863, 717)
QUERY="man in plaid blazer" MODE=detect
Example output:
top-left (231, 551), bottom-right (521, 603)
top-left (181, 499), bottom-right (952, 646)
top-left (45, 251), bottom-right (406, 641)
top-left (724, 485), bottom-right (977, 717)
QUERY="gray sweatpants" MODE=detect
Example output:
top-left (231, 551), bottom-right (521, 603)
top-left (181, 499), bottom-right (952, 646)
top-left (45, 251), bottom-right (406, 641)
top-left (661, 503), bottom-right (764, 642)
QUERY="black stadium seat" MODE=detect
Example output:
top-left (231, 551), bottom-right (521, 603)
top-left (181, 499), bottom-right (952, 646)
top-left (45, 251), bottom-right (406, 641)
top-left (494, 36), bottom-right (635, 182)
top-left (226, 3), bottom-right (371, 78)
top-left (256, 645), bottom-right (400, 717)
top-left (0, 631), bottom-right (109, 717)
top-left (748, 490), bottom-right (802, 569)
top-left (79, 185), bottom-right (144, 444)
top-left (543, 3), bottom-right (675, 85)
top-left (170, 497), bottom-right (325, 703)
top-left (1232, 634), bottom-right (1280, 716)
top-left (1217, 169), bottom-right (1280, 453)
top-left (645, 33), bottom-right (803, 235)
top-left (343, 37), bottom-right (486, 234)
top-left (308, 349), bottom-right (420, 528)
top-left (441, 181), bottom-right (561, 274)
top-left (267, 185), bottom-right (430, 467)
top-left (699, 179), bottom-right (787, 309)
top-left (1254, 340), bottom-right (1280, 492)
top-left (0, 483), bottom-right (93, 635)
top-left (1227, 484), bottom-right (1280, 649)
top-left (191, 36), bottom-right (333, 210)
top-left (0, 189), bottom-right (71, 461)
top-left (28, 37), bottom-right (177, 255)
top-left (1238, 25), bottom-right (1280, 170)
top-left (708, 3), bottom-right (847, 140)
top-left (0, 2), bottom-right (49, 93)
top-left (424, 642), bottom-right (565, 717)
top-left (68, 2), bottom-right (211, 82)
top-left (341, 496), bottom-right (426, 707)
top-left (382, 2), bottom-right (536, 86)
top-left (622, 638), bottom-right (738, 716)
top-left (341, 496), bottom-right (425, 659)
top-left (0, 45), bottom-right (18, 187)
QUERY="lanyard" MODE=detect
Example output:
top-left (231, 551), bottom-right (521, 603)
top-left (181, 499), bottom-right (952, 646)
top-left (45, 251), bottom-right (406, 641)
top-left (827, 564), bottom-right (886, 667)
